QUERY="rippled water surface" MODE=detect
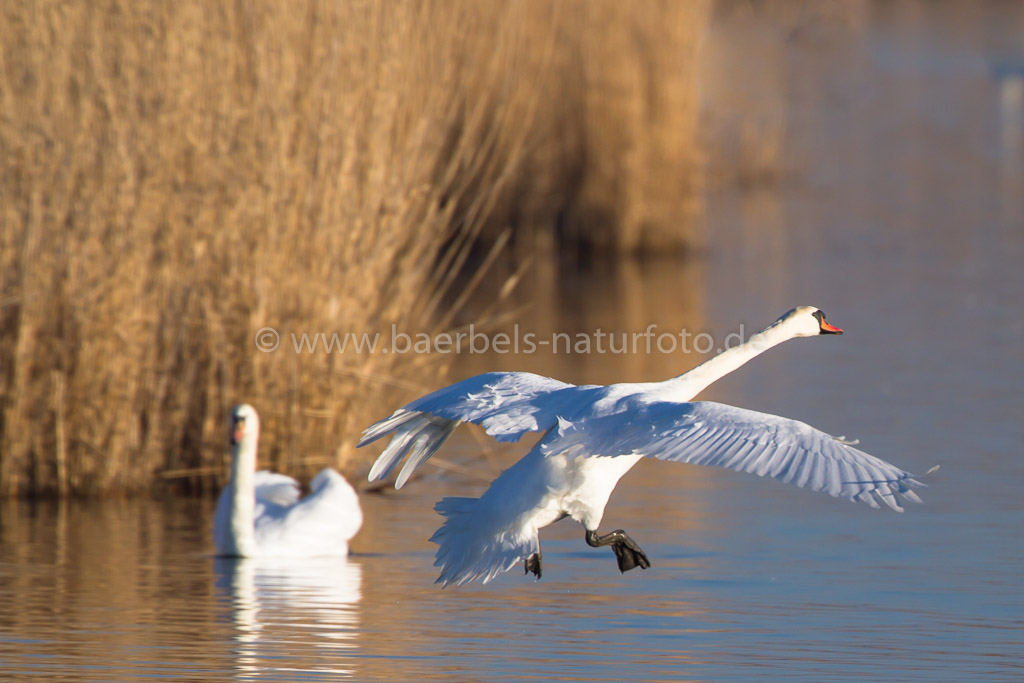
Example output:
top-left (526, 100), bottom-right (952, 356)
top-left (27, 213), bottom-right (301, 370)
top-left (3, 3), bottom-right (1024, 681)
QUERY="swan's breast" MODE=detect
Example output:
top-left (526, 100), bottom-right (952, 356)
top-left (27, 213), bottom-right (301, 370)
top-left (560, 453), bottom-right (644, 529)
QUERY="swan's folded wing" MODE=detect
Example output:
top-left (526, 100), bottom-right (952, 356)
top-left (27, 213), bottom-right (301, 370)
top-left (254, 471), bottom-right (301, 509)
top-left (299, 469), bottom-right (364, 545)
top-left (361, 372), bottom-right (578, 488)
top-left (254, 469), bottom-right (363, 555)
top-left (544, 401), bottom-right (926, 511)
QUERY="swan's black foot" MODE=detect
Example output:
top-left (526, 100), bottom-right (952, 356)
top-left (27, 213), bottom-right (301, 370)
top-left (585, 529), bottom-right (651, 573)
top-left (610, 538), bottom-right (651, 572)
top-left (525, 551), bottom-right (542, 579)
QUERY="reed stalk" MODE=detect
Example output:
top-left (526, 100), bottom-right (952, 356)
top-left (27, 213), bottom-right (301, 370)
top-left (0, 0), bottom-right (708, 496)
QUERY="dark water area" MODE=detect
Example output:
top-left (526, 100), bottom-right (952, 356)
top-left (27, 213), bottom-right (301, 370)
top-left (2, 2), bottom-right (1023, 680)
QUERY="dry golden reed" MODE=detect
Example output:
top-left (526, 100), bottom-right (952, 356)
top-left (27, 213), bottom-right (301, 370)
top-left (0, 0), bottom-right (708, 496)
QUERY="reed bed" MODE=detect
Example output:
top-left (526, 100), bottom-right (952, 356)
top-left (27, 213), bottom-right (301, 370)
top-left (0, 0), bottom-right (708, 496)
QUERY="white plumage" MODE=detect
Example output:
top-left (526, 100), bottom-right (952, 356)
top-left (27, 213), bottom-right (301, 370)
top-left (362, 307), bottom-right (930, 586)
top-left (214, 404), bottom-right (363, 558)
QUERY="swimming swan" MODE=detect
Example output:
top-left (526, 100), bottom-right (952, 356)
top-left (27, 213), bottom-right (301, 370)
top-left (361, 307), bottom-right (929, 586)
top-left (214, 404), bottom-right (363, 557)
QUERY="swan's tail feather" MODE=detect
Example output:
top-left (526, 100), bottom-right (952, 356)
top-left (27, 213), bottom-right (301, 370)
top-left (430, 496), bottom-right (537, 587)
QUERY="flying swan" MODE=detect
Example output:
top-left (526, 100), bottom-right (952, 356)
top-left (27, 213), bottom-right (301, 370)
top-left (361, 307), bottom-right (930, 586)
top-left (214, 404), bottom-right (363, 558)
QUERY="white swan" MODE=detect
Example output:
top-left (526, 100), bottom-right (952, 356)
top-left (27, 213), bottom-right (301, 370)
top-left (214, 404), bottom-right (363, 558)
top-left (361, 307), bottom-right (930, 586)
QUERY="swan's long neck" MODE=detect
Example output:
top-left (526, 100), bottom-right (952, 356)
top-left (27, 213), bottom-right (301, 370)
top-left (224, 437), bottom-right (258, 557)
top-left (660, 318), bottom-right (799, 400)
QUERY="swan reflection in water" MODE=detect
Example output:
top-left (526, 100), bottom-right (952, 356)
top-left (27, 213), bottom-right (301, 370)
top-left (215, 556), bottom-right (363, 679)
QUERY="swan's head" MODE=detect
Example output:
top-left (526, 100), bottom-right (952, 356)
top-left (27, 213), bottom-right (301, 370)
top-left (776, 306), bottom-right (843, 338)
top-left (230, 403), bottom-right (260, 447)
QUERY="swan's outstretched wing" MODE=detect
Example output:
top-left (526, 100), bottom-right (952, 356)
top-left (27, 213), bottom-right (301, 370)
top-left (361, 372), bottom-right (578, 488)
top-left (544, 401), bottom-right (926, 511)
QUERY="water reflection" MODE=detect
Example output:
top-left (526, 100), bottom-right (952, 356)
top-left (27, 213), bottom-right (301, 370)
top-left (214, 556), bottom-right (363, 680)
top-left (0, 497), bottom-right (233, 681)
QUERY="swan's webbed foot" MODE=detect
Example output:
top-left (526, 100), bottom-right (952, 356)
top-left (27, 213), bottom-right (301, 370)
top-left (525, 551), bottom-right (542, 579)
top-left (585, 528), bottom-right (651, 573)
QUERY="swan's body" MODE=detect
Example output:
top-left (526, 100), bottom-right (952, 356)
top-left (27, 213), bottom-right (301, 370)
top-left (214, 404), bottom-right (363, 558)
top-left (361, 307), bottom-right (928, 586)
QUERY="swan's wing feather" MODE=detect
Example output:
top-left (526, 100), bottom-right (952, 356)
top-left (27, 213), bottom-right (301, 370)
top-left (362, 372), bottom-right (577, 488)
top-left (300, 469), bottom-right (364, 544)
top-left (253, 471), bottom-right (300, 509)
top-left (254, 469), bottom-right (363, 555)
top-left (361, 372), bottom-right (575, 445)
top-left (545, 401), bottom-right (925, 511)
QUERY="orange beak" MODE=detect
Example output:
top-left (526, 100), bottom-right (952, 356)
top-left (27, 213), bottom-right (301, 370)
top-left (231, 421), bottom-right (245, 445)
top-left (820, 319), bottom-right (843, 334)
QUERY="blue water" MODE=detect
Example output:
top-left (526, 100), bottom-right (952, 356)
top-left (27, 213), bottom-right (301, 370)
top-left (2, 446), bottom-right (1021, 682)
top-left (2, 2), bottom-right (1024, 681)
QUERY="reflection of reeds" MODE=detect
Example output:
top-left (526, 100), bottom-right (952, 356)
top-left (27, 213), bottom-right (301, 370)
top-left (0, 1), bottom-right (708, 496)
